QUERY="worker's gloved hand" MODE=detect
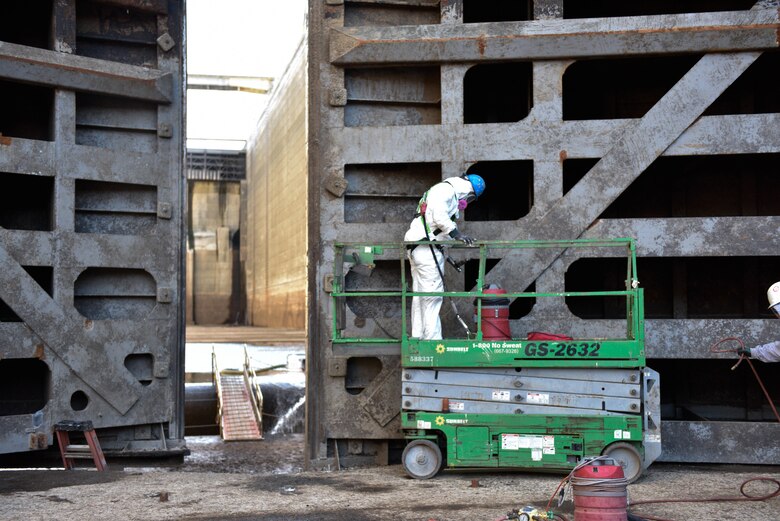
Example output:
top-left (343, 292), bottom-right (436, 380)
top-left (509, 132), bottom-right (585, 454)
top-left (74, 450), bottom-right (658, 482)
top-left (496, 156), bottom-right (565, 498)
top-left (737, 347), bottom-right (752, 357)
top-left (449, 228), bottom-right (475, 246)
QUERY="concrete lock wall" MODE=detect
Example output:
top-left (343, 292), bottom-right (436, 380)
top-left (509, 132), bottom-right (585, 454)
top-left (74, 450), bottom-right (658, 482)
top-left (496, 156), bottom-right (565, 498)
top-left (245, 40), bottom-right (308, 329)
top-left (304, 0), bottom-right (780, 466)
top-left (0, 0), bottom-right (186, 456)
top-left (186, 180), bottom-right (242, 325)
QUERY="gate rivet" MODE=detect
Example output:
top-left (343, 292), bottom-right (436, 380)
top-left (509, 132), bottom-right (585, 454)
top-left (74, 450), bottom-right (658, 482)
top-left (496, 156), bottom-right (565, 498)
top-left (157, 33), bottom-right (175, 52)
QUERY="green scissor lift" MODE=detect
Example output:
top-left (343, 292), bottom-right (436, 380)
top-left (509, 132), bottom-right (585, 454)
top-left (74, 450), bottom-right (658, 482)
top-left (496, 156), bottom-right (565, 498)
top-left (331, 239), bottom-right (660, 482)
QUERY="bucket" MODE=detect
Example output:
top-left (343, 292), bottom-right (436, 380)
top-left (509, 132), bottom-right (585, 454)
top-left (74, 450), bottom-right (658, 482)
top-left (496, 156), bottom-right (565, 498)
top-left (572, 459), bottom-right (628, 521)
top-left (474, 284), bottom-right (511, 340)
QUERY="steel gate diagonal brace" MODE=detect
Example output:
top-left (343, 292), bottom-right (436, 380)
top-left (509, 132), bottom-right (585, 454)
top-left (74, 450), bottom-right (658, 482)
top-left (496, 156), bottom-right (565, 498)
top-left (467, 48), bottom-right (764, 298)
top-left (0, 244), bottom-right (140, 414)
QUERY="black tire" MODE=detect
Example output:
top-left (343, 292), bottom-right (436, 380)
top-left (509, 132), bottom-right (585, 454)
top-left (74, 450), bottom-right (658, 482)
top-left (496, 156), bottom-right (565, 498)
top-left (602, 442), bottom-right (643, 483)
top-left (402, 439), bottom-right (442, 479)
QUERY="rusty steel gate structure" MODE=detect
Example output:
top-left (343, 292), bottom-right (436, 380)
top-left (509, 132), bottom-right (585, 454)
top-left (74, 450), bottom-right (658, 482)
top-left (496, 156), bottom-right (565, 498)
top-left (0, 1), bottom-right (185, 456)
top-left (306, 0), bottom-right (780, 467)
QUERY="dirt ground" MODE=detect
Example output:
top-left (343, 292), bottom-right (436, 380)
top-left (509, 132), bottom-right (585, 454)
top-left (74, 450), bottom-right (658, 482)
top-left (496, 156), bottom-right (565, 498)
top-left (2, 434), bottom-right (780, 521)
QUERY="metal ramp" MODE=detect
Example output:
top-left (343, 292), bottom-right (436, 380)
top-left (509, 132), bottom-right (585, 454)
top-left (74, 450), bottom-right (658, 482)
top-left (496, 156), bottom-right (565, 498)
top-left (213, 348), bottom-right (263, 441)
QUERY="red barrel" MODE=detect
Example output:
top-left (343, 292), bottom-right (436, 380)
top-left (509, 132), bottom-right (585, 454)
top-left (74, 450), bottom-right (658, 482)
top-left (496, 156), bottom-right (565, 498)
top-left (475, 285), bottom-right (511, 340)
top-left (572, 461), bottom-right (628, 521)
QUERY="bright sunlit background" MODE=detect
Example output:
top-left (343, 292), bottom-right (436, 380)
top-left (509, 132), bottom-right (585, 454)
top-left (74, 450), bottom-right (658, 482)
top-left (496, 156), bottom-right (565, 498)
top-left (186, 0), bottom-right (307, 150)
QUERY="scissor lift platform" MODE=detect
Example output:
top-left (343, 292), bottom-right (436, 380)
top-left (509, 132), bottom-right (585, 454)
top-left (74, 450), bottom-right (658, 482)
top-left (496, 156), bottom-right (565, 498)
top-left (331, 238), bottom-right (660, 482)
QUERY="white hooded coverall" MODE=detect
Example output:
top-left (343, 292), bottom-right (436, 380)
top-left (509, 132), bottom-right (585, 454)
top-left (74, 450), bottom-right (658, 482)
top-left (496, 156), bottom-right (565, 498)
top-left (750, 341), bottom-right (780, 363)
top-left (404, 177), bottom-right (474, 340)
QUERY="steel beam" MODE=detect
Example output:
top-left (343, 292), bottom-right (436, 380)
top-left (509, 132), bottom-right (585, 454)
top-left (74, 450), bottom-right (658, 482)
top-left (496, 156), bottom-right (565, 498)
top-left (0, 229), bottom-right (175, 269)
top-left (0, 324), bottom-right (46, 359)
top-left (0, 319), bottom-right (176, 361)
top-left (0, 243), bottom-right (141, 414)
top-left (333, 113), bottom-right (780, 164)
top-left (0, 42), bottom-right (172, 103)
top-left (668, 113), bottom-right (780, 156)
top-left (500, 317), bottom-right (780, 359)
top-left (0, 416), bottom-right (48, 455)
top-left (659, 421), bottom-right (780, 463)
top-left (0, 138), bottom-right (165, 186)
top-left (330, 9), bottom-right (780, 65)
top-left (334, 215), bottom-right (780, 251)
top-left (480, 50), bottom-right (763, 293)
top-left (344, 0), bottom-right (439, 6)
top-left (93, 0), bottom-right (168, 14)
top-left (585, 217), bottom-right (780, 257)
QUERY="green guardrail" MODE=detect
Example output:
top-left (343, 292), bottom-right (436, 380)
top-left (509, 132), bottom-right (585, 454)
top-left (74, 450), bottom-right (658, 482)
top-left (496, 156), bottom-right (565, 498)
top-left (330, 238), bottom-right (644, 368)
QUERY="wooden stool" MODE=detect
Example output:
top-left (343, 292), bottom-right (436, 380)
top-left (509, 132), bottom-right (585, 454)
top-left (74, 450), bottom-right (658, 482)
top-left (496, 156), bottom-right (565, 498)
top-left (54, 420), bottom-right (108, 471)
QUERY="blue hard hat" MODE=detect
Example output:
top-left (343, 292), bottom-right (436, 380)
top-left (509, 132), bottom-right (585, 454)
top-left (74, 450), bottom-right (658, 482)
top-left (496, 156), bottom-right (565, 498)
top-left (466, 174), bottom-right (485, 198)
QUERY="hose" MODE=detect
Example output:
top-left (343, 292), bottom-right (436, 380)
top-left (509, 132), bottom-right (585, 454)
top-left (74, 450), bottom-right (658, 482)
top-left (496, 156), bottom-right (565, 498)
top-left (570, 473), bottom-right (629, 493)
top-left (709, 337), bottom-right (780, 422)
top-left (544, 456), bottom-right (617, 510)
top-left (628, 477), bottom-right (780, 521)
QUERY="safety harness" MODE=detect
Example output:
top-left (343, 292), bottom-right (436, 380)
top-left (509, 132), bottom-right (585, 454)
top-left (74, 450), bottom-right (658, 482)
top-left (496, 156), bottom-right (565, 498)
top-left (408, 181), bottom-right (457, 250)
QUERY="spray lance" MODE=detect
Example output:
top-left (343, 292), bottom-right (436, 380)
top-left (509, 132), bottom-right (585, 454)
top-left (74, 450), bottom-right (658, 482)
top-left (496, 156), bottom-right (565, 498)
top-left (446, 254), bottom-right (466, 272)
top-left (440, 246), bottom-right (472, 336)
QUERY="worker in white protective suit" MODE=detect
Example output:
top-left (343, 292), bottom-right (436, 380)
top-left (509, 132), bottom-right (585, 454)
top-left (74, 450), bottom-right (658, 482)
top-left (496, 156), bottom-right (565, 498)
top-left (404, 174), bottom-right (485, 340)
top-left (738, 281), bottom-right (780, 362)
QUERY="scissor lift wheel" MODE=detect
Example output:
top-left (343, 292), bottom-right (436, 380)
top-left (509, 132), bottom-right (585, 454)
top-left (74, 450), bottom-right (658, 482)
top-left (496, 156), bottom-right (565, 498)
top-left (602, 442), bottom-right (643, 483)
top-left (402, 439), bottom-right (442, 479)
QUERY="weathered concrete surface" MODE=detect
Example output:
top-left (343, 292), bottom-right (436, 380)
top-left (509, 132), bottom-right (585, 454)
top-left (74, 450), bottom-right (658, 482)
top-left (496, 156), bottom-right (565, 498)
top-left (244, 41), bottom-right (308, 330)
top-left (187, 181), bottom-right (242, 325)
top-left (185, 327), bottom-right (306, 345)
top-left (2, 440), bottom-right (780, 521)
